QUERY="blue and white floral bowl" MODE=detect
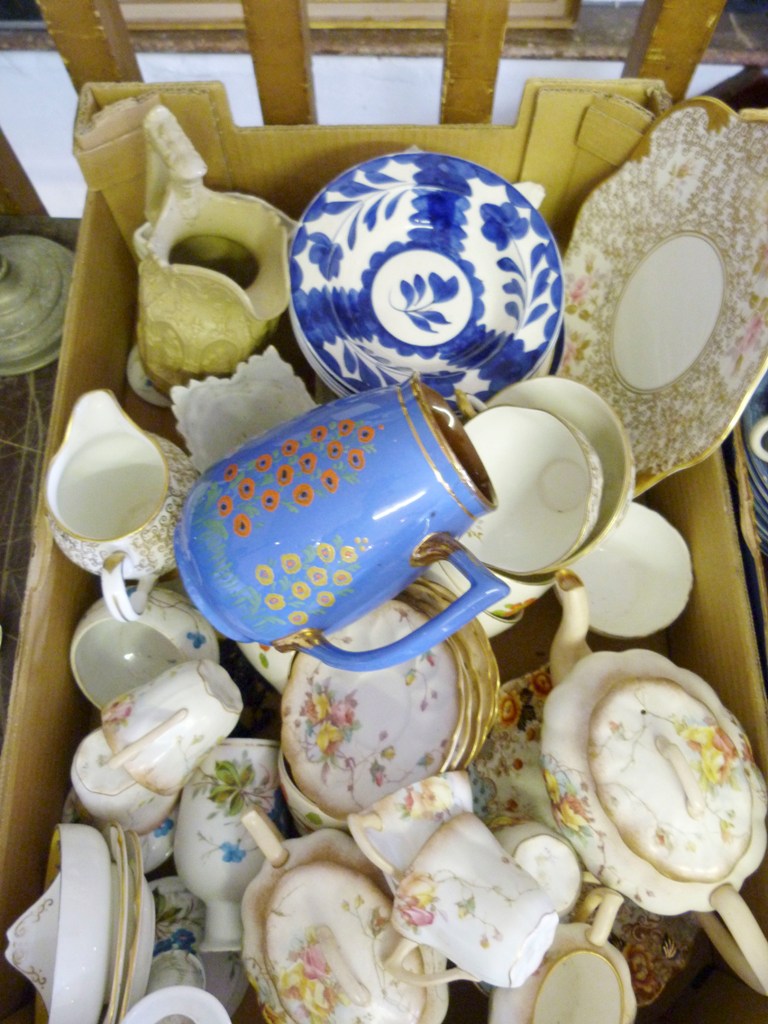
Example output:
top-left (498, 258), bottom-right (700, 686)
top-left (289, 150), bottom-right (564, 403)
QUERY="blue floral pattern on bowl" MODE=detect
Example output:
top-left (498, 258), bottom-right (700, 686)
top-left (289, 151), bottom-right (563, 402)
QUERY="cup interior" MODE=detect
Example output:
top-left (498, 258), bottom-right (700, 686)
top-left (464, 405), bottom-right (601, 574)
top-left (533, 949), bottom-right (626, 1024)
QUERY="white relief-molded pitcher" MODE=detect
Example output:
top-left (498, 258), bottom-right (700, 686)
top-left (541, 569), bottom-right (768, 995)
top-left (133, 104), bottom-right (295, 394)
top-left (45, 389), bottom-right (198, 621)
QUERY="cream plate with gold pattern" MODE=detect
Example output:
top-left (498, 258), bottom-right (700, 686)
top-left (560, 97), bottom-right (768, 495)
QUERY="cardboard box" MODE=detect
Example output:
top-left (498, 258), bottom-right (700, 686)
top-left (2, 79), bottom-right (768, 1023)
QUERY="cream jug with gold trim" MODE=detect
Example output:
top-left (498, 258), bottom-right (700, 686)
top-left (45, 389), bottom-right (198, 621)
top-left (133, 104), bottom-right (294, 394)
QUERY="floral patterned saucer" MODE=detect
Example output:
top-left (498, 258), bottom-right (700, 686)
top-left (560, 97), bottom-right (768, 495)
top-left (289, 150), bottom-right (563, 403)
top-left (280, 596), bottom-right (463, 819)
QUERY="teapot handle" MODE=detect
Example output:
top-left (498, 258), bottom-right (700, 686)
top-left (696, 884), bottom-right (768, 995)
top-left (281, 543), bottom-right (508, 671)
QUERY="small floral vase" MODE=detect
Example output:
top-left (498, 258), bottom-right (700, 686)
top-left (173, 738), bottom-right (289, 953)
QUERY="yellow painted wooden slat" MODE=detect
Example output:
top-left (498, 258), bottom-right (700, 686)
top-left (37, 0), bottom-right (142, 93)
top-left (241, 0), bottom-right (317, 124)
top-left (441, 0), bottom-right (509, 124)
top-left (622, 0), bottom-right (728, 103)
top-left (0, 128), bottom-right (47, 216)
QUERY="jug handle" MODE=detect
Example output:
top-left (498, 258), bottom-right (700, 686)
top-left (141, 105), bottom-right (208, 230)
top-left (696, 883), bottom-right (768, 996)
top-left (278, 541), bottom-right (509, 671)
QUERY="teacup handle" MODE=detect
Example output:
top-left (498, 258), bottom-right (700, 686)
top-left (696, 883), bottom-right (768, 995)
top-left (382, 935), bottom-right (477, 987)
top-left (748, 416), bottom-right (768, 464)
top-left (106, 708), bottom-right (189, 770)
top-left (279, 540), bottom-right (509, 671)
top-left (572, 886), bottom-right (624, 947)
top-left (347, 811), bottom-right (401, 878)
top-left (241, 806), bottom-right (289, 868)
top-left (102, 551), bottom-right (159, 622)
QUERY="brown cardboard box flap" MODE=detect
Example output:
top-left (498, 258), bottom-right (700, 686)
top-left (73, 77), bottom-right (665, 254)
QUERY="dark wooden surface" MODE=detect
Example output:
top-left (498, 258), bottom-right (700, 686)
top-left (0, 216), bottom-right (78, 748)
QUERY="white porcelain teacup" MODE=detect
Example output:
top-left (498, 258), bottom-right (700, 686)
top-left (489, 887), bottom-right (635, 1024)
top-left (348, 771), bottom-right (474, 885)
top-left (384, 811), bottom-right (559, 989)
top-left (100, 660), bottom-right (243, 795)
top-left (462, 405), bottom-right (604, 579)
top-left (71, 726), bottom-right (179, 834)
top-left (70, 585), bottom-right (220, 708)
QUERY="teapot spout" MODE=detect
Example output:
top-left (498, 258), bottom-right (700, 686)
top-left (550, 569), bottom-right (592, 686)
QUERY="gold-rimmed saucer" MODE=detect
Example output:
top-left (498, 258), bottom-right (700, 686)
top-left (404, 576), bottom-right (500, 769)
top-left (117, 829), bottom-right (155, 1018)
top-left (103, 824), bottom-right (131, 1024)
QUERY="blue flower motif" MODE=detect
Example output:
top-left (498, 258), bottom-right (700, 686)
top-left (219, 841), bottom-right (246, 863)
top-left (153, 817), bottom-right (174, 837)
top-left (307, 232), bottom-right (344, 281)
top-left (186, 630), bottom-right (206, 649)
top-left (394, 272), bottom-right (459, 333)
top-left (480, 201), bottom-right (530, 250)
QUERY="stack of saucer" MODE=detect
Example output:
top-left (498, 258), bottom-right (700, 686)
top-left (279, 578), bottom-right (499, 824)
top-left (741, 372), bottom-right (768, 554)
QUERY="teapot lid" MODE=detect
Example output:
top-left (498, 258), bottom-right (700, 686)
top-left (588, 677), bottom-right (753, 884)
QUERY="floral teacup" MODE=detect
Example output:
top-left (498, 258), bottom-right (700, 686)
top-left (100, 660), bottom-right (243, 795)
top-left (384, 812), bottom-right (559, 989)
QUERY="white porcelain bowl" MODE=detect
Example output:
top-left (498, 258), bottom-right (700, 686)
top-left (5, 824), bottom-right (115, 1024)
top-left (289, 150), bottom-right (563, 404)
top-left (70, 586), bottom-right (220, 708)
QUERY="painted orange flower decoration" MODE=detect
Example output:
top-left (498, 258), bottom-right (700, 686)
top-left (310, 425), bottom-right (328, 442)
top-left (233, 514), bottom-right (251, 537)
top-left (223, 463), bottom-right (238, 481)
top-left (293, 483), bottom-right (314, 506)
top-left (299, 452), bottom-right (317, 474)
top-left (326, 440), bottom-right (343, 460)
top-left (261, 489), bottom-right (280, 511)
top-left (255, 453), bottom-right (273, 472)
top-left (321, 469), bottom-right (339, 493)
top-left (282, 439), bottom-right (299, 456)
top-left (277, 464), bottom-right (294, 486)
top-left (348, 449), bottom-right (365, 470)
top-left (337, 419), bottom-right (355, 436)
top-left (238, 477), bottom-right (255, 500)
top-left (217, 495), bottom-right (233, 517)
top-left (358, 425), bottom-right (375, 443)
